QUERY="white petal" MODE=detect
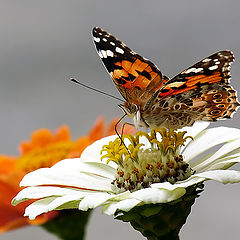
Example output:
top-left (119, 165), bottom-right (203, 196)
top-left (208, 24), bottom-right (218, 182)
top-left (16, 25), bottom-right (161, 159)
top-left (130, 187), bottom-right (186, 204)
top-left (210, 154), bottom-right (240, 170)
top-left (24, 195), bottom-right (82, 220)
top-left (79, 192), bottom-right (113, 211)
top-left (81, 135), bottom-right (118, 168)
top-left (12, 186), bottom-right (88, 205)
top-left (194, 170), bottom-right (240, 184)
top-left (151, 175), bottom-right (205, 190)
top-left (50, 158), bottom-right (83, 169)
top-left (107, 191), bottom-right (131, 201)
top-left (183, 127), bottom-right (240, 163)
top-left (193, 138), bottom-right (240, 172)
top-left (75, 162), bottom-right (116, 179)
top-left (139, 135), bottom-right (151, 150)
top-left (20, 167), bottom-right (113, 192)
top-left (123, 137), bottom-right (132, 147)
top-left (52, 159), bottom-right (116, 179)
top-left (177, 122), bottom-right (209, 153)
top-left (181, 121), bottom-right (209, 139)
top-left (47, 195), bottom-right (82, 211)
top-left (24, 197), bottom-right (57, 220)
top-left (103, 198), bottom-right (141, 215)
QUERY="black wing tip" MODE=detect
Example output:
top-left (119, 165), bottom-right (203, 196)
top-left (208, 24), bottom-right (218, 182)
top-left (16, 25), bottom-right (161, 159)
top-left (218, 50), bottom-right (233, 55)
top-left (216, 50), bottom-right (235, 61)
top-left (92, 27), bottom-right (105, 35)
top-left (92, 27), bottom-right (98, 35)
top-left (92, 26), bottom-right (100, 31)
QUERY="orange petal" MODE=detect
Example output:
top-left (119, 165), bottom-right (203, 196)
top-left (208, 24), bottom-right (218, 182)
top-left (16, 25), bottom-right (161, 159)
top-left (0, 200), bottom-right (58, 233)
top-left (89, 117), bottom-right (105, 141)
top-left (18, 129), bottom-right (55, 154)
top-left (28, 211), bottom-right (59, 225)
top-left (31, 129), bottom-right (55, 147)
top-left (0, 171), bottom-right (24, 206)
top-left (0, 172), bottom-right (27, 233)
top-left (106, 118), bottom-right (135, 136)
top-left (0, 170), bottom-right (58, 233)
top-left (19, 141), bottom-right (32, 155)
top-left (0, 155), bottom-right (16, 175)
top-left (55, 125), bottom-right (71, 142)
top-left (68, 137), bottom-right (90, 158)
top-left (106, 119), bottom-right (118, 136)
top-left (0, 210), bottom-right (28, 233)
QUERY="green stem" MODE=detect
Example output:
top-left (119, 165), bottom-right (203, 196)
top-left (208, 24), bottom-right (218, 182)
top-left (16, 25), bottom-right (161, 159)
top-left (116, 184), bottom-right (204, 240)
top-left (42, 209), bottom-right (91, 240)
top-left (146, 231), bottom-right (179, 240)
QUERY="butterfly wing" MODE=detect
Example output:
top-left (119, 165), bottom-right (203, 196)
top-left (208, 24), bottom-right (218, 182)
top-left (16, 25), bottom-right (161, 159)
top-left (92, 27), bottom-right (169, 107)
top-left (159, 50), bottom-right (234, 97)
top-left (143, 51), bottom-right (239, 129)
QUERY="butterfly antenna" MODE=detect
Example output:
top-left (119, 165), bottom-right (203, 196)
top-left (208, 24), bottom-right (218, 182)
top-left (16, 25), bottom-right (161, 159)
top-left (115, 114), bottom-right (133, 156)
top-left (69, 78), bottom-right (124, 102)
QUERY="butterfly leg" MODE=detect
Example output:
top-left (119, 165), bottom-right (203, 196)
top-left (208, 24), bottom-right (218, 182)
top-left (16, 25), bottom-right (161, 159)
top-left (121, 121), bottom-right (135, 136)
top-left (114, 114), bottom-right (127, 142)
top-left (114, 114), bottom-right (135, 158)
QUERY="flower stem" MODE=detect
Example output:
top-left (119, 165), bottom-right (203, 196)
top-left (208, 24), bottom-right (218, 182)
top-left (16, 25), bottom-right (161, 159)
top-left (146, 231), bottom-right (179, 240)
top-left (116, 184), bottom-right (204, 240)
top-left (42, 209), bottom-right (91, 240)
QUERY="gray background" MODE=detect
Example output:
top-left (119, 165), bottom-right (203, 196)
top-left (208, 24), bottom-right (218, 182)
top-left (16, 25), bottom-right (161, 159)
top-left (0, 0), bottom-right (240, 239)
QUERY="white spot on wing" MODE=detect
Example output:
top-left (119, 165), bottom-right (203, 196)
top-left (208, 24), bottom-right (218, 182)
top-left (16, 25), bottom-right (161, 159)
top-left (103, 38), bottom-right (107, 42)
top-left (208, 65), bottom-right (218, 70)
top-left (101, 50), bottom-right (107, 58)
top-left (183, 67), bottom-right (196, 74)
top-left (106, 50), bottom-right (114, 57)
top-left (193, 68), bottom-right (204, 73)
top-left (116, 47), bottom-right (124, 54)
top-left (93, 37), bottom-right (100, 43)
top-left (222, 65), bottom-right (230, 72)
top-left (166, 82), bottom-right (185, 88)
top-left (110, 42), bottom-right (115, 46)
top-left (202, 58), bottom-right (211, 62)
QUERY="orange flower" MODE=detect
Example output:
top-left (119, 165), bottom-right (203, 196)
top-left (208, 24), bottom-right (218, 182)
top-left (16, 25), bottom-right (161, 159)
top-left (0, 117), bottom-right (131, 233)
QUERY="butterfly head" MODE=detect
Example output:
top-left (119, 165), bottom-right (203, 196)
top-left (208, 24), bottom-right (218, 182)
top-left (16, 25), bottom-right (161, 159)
top-left (118, 102), bottom-right (150, 129)
top-left (118, 102), bottom-right (138, 118)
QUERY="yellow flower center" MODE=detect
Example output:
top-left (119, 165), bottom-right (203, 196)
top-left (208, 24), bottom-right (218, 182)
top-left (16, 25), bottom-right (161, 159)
top-left (16, 141), bottom-right (75, 173)
top-left (101, 129), bottom-right (194, 192)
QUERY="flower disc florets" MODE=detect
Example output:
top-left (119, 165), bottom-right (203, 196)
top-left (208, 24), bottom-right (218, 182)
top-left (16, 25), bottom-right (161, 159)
top-left (101, 129), bottom-right (194, 192)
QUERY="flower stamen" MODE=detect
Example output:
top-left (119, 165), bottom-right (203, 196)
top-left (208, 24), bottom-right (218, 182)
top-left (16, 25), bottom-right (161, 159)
top-left (101, 129), bottom-right (194, 192)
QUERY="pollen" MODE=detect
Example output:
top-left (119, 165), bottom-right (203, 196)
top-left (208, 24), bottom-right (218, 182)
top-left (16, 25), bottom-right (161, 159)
top-left (101, 129), bottom-right (194, 192)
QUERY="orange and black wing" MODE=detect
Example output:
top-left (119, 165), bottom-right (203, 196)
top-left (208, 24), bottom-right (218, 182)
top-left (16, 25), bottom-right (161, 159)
top-left (149, 51), bottom-right (239, 123)
top-left (92, 27), bottom-right (168, 106)
top-left (158, 51), bottom-right (235, 98)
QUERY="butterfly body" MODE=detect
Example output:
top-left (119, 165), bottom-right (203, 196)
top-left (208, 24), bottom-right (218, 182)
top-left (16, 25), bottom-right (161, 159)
top-left (92, 27), bottom-right (239, 129)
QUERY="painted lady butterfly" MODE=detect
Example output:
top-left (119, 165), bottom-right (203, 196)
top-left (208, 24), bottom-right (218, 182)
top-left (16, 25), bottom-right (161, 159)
top-left (92, 27), bottom-right (239, 129)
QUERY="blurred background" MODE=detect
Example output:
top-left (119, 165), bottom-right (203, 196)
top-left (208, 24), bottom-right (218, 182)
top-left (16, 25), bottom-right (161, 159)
top-left (0, 0), bottom-right (239, 239)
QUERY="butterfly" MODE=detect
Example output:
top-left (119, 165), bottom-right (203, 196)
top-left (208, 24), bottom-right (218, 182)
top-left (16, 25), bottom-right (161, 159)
top-left (92, 27), bottom-right (239, 129)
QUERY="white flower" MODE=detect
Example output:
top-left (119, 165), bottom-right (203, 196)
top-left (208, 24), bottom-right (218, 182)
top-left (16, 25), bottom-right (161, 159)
top-left (12, 122), bottom-right (240, 220)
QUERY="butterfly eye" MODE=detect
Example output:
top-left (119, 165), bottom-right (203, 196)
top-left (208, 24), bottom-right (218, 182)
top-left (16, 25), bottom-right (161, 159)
top-left (129, 104), bottom-right (137, 113)
top-left (118, 103), bottom-right (138, 117)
